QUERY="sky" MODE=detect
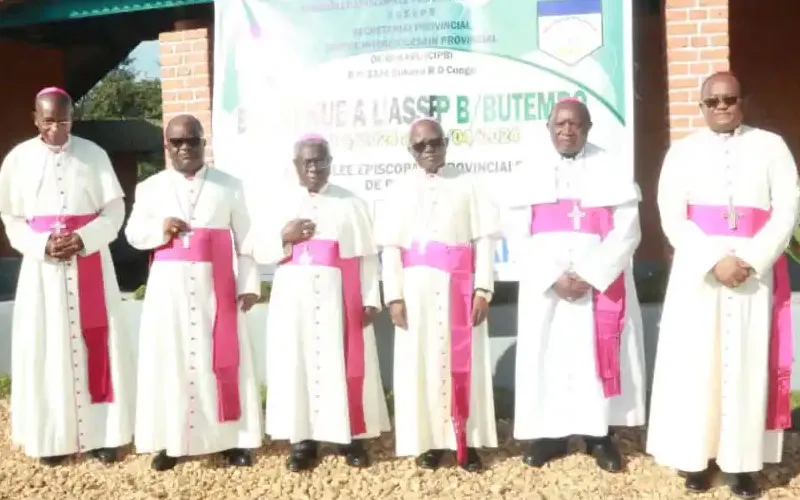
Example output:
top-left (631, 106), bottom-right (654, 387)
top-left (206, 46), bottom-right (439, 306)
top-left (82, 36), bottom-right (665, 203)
top-left (129, 41), bottom-right (160, 79)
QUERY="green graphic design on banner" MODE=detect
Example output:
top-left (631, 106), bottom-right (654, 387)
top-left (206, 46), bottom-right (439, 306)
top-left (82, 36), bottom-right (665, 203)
top-left (213, 0), bottom-right (634, 281)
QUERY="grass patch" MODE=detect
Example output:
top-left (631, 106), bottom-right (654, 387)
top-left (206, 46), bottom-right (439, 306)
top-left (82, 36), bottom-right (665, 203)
top-left (0, 376), bottom-right (8, 399)
top-left (132, 282), bottom-right (273, 303)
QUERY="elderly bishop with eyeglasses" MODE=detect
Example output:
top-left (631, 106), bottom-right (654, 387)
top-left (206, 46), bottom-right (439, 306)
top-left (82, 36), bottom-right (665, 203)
top-left (125, 115), bottom-right (263, 471)
top-left (375, 118), bottom-right (501, 472)
top-left (0, 87), bottom-right (134, 465)
top-left (647, 72), bottom-right (799, 499)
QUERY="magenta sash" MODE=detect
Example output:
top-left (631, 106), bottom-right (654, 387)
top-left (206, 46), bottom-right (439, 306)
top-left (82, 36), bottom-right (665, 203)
top-left (401, 241), bottom-right (474, 464)
top-left (282, 239), bottom-right (367, 436)
top-left (530, 199), bottom-right (626, 398)
top-left (153, 228), bottom-right (241, 423)
top-left (687, 204), bottom-right (793, 430)
top-left (28, 213), bottom-right (113, 404)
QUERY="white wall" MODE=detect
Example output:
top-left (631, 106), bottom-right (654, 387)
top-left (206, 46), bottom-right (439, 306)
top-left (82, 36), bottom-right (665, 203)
top-left (2, 296), bottom-right (800, 392)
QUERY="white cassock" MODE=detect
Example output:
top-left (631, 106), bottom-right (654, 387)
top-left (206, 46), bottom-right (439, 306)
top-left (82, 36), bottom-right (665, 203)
top-left (647, 126), bottom-right (800, 473)
top-left (125, 166), bottom-right (262, 457)
top-left (505, 143), bottom-right (646, 440)
top-left (0, 135), bottom-right (133, 457)
top-left (249, 182), bottom-right (390, 445)
top-left (376, 166), bottom-right (500, 457)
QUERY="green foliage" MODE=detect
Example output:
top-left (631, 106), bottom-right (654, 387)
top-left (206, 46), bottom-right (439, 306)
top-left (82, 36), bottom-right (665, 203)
top-left (131, 282), bottom-right (272, 302)
top-left (0, 376), bottom-right (9, 399)
top-left (132, 284), bottom-right (147, 301)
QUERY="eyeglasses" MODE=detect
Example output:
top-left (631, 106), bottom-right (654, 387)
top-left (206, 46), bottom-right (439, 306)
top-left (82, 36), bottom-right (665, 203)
top-left (411, 137), bottom-right (447, 153)
top-left (297, 158), bottom-right (330, 171)
top-left (701, 95), bottom-right (740, 108)
top-left (168, 137), bottom-right (203, 148)
top-left (39, 120), bottom-right (71, 129)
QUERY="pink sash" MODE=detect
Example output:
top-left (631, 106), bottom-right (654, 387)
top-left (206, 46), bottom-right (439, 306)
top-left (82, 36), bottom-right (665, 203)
top-left (153, 228), bottom-right (241, 423)
top-left (687, 204), bottom-right (793, 430)
top-left (530, 199), bottom-right (626, 398)
top-left (401, 241), bottom-right (474, 464)
top-left (28, 213), bottom-right (113, 404)
top-left (282, 239), bottom-right (367, 436)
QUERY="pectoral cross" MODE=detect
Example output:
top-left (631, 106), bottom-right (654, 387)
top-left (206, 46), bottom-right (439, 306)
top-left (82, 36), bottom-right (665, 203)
top-left (568, 203), bottom-right (586, 231)
top-left (179, 230), bottom-right (194, 249)
top-left (724, 200), bottom-right (740, 230)
top-left (50, 219), bottom-right (66, 235)
top-left (298, 246), bottom-right (313, 265)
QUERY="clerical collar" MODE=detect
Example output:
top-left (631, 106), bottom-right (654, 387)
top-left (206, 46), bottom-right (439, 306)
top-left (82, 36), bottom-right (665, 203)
top-left (173, 164), bottom-right (206, 180)
top-left (306, 183), bottom-right (329, 195)
top-left (39, 135), bottom-right (71, 153)
top-left (558, 147), bottom-right (585, 161)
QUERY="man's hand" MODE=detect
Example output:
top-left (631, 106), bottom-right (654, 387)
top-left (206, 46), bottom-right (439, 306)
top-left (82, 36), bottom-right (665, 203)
top-left (46, 233), bottom-right (83, 260)
top-left (238, 293), bottom-right (259, 312)
top-left (566, 272), bottom-right (592, 300)
top-left (163, 217), bottom-right (190, 240)
top-left (471, 295), bottom-right (489, 326)
top-left (552, 273), bottom-right (574, 300)
top-left (362, 306), bottom-right (380, 327)
top-left (713, 255), bottom-right (751, 288)
top-left (388, 300), bottom-right (407, 329)
top-left (281, 219), bottom-right (315, 245)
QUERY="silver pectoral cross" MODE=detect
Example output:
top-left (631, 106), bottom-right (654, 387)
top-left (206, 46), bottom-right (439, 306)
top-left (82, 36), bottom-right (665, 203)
top-left (50, 219), bottom-right (66, 235)
top-left (298, 246), bottom-right (313, 265)
top-left (179, 230), bottom-right (194, 249)
top-left (567, 203), bottom-right (586, 231)
top-left (724, 201), bottom-right (740, 230)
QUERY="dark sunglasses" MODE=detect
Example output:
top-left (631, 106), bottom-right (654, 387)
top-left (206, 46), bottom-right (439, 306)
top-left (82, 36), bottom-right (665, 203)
top-left (411, 137), bottom-right (447, 153)
top-left (168, 137), bottom-right (203, 148)
top-left (701, 95), bottom-right (740, 109)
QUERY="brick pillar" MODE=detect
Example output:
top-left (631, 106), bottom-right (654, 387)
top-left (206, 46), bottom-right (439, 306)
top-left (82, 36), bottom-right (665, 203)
top-left (664, 0), bottom-right (730, 139)
top-left (159, 19), bottom-right (213, 159)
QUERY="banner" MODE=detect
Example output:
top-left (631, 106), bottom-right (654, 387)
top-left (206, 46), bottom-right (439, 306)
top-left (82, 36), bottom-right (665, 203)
top-left (213, 0), bottom-right (634, 281)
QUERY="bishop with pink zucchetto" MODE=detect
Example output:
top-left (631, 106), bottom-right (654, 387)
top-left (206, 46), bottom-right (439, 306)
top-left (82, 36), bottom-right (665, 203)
top-left (375, 117), bottom-right (501, 472)
top-left (247, 133), bottom-right (390, 472)
top-left (0, 87), bottom-right (134, 465)
top-left (504, 97), bottom-right (646, 472)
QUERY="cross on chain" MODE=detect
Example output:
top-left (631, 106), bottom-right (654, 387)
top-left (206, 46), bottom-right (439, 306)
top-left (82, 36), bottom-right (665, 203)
top-left (50, 219), bottom-right (66, 235)
top-left (724, 199), bottom-right (741, 230)
top-left (567, 203), bottom-right (586, 231)
top-left (179, 230), bottom-right (194, 249)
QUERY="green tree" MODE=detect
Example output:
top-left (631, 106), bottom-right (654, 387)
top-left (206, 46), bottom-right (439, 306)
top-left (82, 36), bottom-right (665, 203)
top-left (73, 56), bottom-right (164, 180)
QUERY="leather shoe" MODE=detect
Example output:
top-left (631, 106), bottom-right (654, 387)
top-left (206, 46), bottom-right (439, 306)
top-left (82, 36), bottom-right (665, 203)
top-left (459, 447), bottom-right (482, 473)
top-left (223, 448), bottom-right (252, 467)
top-left (728, 473), bottom-right (761, 499)
top-left (584, 436), bottom-right (622, 472)
top-left (683, 469), bottom-right (712, 492)
top-left (151, 450), bottom-right (178, 472)
top-left (523, 438), bottom-right (568, 467)
top-left (416, 449), bottom-right (444, 470)
top-left (338, 442), bottom-right (370, 468)
top-left (286, 442), bottom-right (318, 472)
top-left (40, 455), bottom-right (69, 467)
top-left (91, 448), bottom-right (118, 464)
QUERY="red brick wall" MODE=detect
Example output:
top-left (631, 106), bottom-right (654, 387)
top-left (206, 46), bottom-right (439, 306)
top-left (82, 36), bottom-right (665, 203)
top-left (159, 23), bottom-right (213, 160)
top-left (0, 40), bottom-right (66, 257)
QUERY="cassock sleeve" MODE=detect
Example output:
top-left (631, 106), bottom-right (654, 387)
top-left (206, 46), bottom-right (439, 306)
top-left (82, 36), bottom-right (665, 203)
top-left (469, 179), bottom-right (501, 293)
top-left (657, 143), bottom-right (727, 276)
top-left (736, 136), bottom-right (800, 277)
top-left (230, 181), bottom-right (261, 297)
top-left (124, 180), bottom-right (170, 250)
top-left (246, 199), bottom-right (292, 265)
top-left (74, 145), bottom-right (125, 255)
top-left (0, 148), bottom-right (50, 259)
top-left (380, 246), bottom-right (403, 305)
top-left (360, 254), bottom-right (381, 309)
top-left (572, 195), bottom-right (641, 292)
top-left (473, 236), bottom-right (495, 294)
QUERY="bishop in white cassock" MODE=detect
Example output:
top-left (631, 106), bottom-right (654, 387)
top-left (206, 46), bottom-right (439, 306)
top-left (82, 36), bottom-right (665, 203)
top-left (125, 115), bottom-right (262, 472)
top-left (647, 72), bottom-right (799, 500)
top-left (506, 99), bottom-right (646, 473)
top-left (376, 118), bottom-right (501, 472)
top-left (248, 135), bottom-right (390, 472)
top-left (0, 88), bottom-right (133, 465)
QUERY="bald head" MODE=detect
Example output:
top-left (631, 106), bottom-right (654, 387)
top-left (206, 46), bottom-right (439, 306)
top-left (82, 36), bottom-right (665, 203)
top-left (548, 98), bottom-right (592, 156)
top-left (408, 118), bottom-right (448, 173)
top-left (33, 90), bottom-right (73, 147)
top-left (699, 72), bottom-right (743, 133)
top-left (165, 114), bottom-right (205, 174)
top-left (293, 134), bottom-right (332, 193)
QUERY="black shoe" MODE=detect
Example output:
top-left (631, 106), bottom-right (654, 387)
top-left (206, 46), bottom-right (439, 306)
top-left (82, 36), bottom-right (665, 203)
top-left (338, 441), bottom-right (369, 468)
top-left (91, 447), bottom-right (118, 465)
top-left (727, 473), bottom-right (761, 499)
top-left (151, 450), bottom-right (178, 472)
top-left (286, 441), bottom-right (318, 472)
top-left (584, 436), bottom-right (622, 473)
top-left (459, 447), bottom-right (482, 473)
top-left (523, 438), bottom-right (568, 468)
top-left (416, 449), bottom-right (444, 470)
top-left (683, 469), bottom-right (713, 492)
top-left (222, 448), bottom-right (252, 467)
top-left (40, 455), bottom-right (69, 467)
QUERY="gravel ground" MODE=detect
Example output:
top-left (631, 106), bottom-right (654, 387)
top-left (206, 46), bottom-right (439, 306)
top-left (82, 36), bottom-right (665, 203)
top-left (2, 400), bottom-right (800, 500)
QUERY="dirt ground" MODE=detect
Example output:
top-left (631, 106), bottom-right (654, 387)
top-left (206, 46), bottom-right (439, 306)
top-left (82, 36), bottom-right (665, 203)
top-left (2, 400), bottom-right (800, 499)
